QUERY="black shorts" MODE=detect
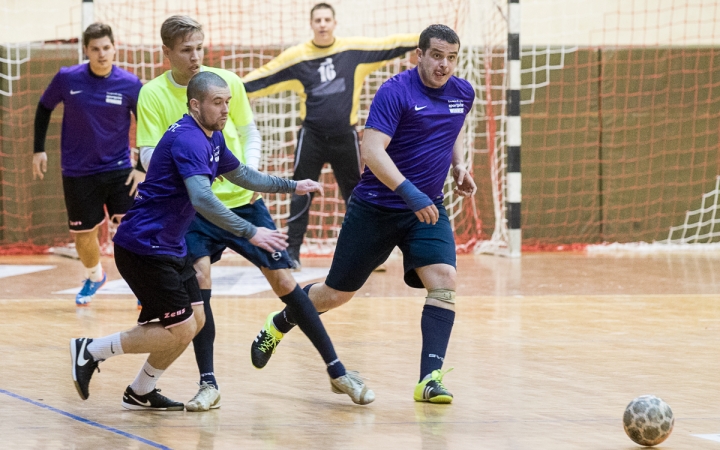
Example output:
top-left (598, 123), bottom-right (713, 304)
top-left (114, 244), bottom-right (200, 328)
top-left (62, 168), bottom-right (134, 232)
top-left (326, 196), bottom-right (457, 291)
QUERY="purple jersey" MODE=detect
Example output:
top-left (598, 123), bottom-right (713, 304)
top-left (39, 64), bottom-right (142, 176)
top-left (114, 115), bottom-right (240, 256)
top-left (353, 67), bottom-right (475, 209)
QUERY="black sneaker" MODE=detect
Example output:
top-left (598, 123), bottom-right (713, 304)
top-left (121, 386), bottom-right (184, 411)
top-left (70, 337), bottom-right (100, 400)
top-left (250, 311), bottom-right (283, 369)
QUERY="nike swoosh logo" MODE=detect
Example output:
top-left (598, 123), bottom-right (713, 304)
top-left (110, 342), bottom-right (115, 354)
top-left (143, 369), bottom-right (155, 378)
top-left (77, 339), bottom-right (90, 366)
top-left (70, 90), bottom-right (82, 95)
top-left (414, 105), bottom-right (427, 111)
top-left (129, 394), bottom-right (152, 406)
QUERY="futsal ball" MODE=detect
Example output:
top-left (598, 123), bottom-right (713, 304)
top-left (623, 395), bottom-right (674, 447)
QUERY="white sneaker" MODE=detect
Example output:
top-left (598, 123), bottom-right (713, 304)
top-left (185, 382), bottom-right (221, 412)
top-left (330, 370), bottom-right (375, 405)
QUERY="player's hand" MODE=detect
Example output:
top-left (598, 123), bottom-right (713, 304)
top-left (215, 175), bottom-right (225, 183)
top-left (414, 204), bottom-right (439, 225)
top-left (452, 165), bottom-right (477, 197)
top-left (249, 227), bottom-right (288, 253)
top-left (249, 191), bottom-right (261, 204)
top-left (295, 179), bottom-right (324, 196)
top-left (125, 169), bottom-right (146, 197)
top-left (32, 152), bottom-right (48, 180)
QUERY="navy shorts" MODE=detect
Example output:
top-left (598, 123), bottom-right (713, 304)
top-left (62, 168), bottom-right (134, 232)
top-left (114, 244), bottom-right (200, 329)
top-left (326, 196), bottom-right (456, 291)
top-left (185, 198), bottom-right (294, 269)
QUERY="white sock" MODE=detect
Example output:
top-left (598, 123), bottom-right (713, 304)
top-left (86, 262), bottom-right (104, 282)
top-left (87, 332), bottom-right (123, 361)
top-left (130, 361), bottom-right (164, 395)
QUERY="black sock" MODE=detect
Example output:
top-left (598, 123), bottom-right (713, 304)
top-left (419, 304), bottom-right (455, 382)
top-left (273, 283), bottom-right (320, 333)
top-left (193, 289), bottom-right (218, 389)
top-left (280, 284), bottom-right (345, 379)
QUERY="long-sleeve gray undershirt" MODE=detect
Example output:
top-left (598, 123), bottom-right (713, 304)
top-left (183, 166), bottom-right (297, 239)
top-left (221, 163), bottom-right (297, 194)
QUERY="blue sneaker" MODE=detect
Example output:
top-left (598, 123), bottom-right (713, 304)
top-left (75, 272), bottom-right (107, 306)
top-left (137, 299), bottom-right (142, 310)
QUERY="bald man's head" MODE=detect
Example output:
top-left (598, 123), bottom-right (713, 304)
top-left (187, 72), bottom-right (231, 133)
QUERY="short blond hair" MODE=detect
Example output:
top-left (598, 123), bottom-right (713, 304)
top-left (160, 15), bottom-right (204, 48)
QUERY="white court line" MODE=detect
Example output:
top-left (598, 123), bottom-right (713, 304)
top-left (693, 434), bottom-right (720, 443)
top-left (0, 265), bottom-right (55, 279)
top-left (54, 266), bottom-right (330, 296)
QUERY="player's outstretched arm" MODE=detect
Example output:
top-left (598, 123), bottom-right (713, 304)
top-left (361, 128), bottom-right (439, 224)
top-left (451, 134), bottom-right (477, 197)
top-left (185, 174), bottom-right (258, 238)
top-left (184, 174), bottom-right (288, 253)
top-left (221, 164), bottom-right (322, 196)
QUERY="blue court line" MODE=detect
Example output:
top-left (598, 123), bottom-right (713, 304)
top-left (0, 389), bottom-right (171, 450)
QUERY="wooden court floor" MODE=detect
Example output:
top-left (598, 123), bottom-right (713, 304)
top-left (2, 251), bottom-right (720, 449)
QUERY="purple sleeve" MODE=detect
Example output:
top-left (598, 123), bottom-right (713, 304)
top-left (39, 70), bottom-right (65, 110)
top-left (364, 81), bottom-right (405, 138)
top-left (217, 139), bottom-right (240, 174)
top-left (171, 134), bottom-right (214, 180)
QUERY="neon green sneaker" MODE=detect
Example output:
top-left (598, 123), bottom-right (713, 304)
top-left (414, 368), bottom-right (454, 403)
top-left (251, 311), bottom-right (283, 369)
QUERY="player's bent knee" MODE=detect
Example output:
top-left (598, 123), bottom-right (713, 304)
top-left (266, 269), bottom-right (297, 296)
top-left (323, 288), bottom-right (354, 310)
top-left (193, 311), bottom-right (206, 334)
top-left (193, 257), bottom-right (212, 288)
top-left (169, 319), bottom-right (198, 345)
top-left (426, 288), bottom-right (455, 305)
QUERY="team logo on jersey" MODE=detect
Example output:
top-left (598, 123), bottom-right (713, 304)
top-left (212, 146), bottom-right (220, 162)
top-left (168, 123), bottom-right (181, 132)
top-left (106, 92), bottom-right (123, 105)
top-left (448, 99), bottom-right (464, 114)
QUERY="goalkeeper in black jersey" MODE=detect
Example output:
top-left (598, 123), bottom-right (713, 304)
top-left (243, 2), bottom-right (417, 269)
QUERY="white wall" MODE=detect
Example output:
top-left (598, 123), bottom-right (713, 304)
top-left (1, 0), bottom-right (718, 46)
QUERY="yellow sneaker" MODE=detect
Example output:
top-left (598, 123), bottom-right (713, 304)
top-left (413, 368), bottom-right (454, 403)
top-left (250, 311), bottom-right (283, 369)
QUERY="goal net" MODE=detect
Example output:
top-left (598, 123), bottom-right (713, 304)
top-left (1, 0), bottom-right (717, 255)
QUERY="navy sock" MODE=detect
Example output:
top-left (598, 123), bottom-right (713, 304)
top-left (273, 283), bottom-right (320, 333)
top-left (193, 289), bottom-right (218, 389)
top-left (419, 304), bottom-right (455, 382)
top-left (272, 309), bottom-right (296, 334)
top-left (280, 284), bottom-right (345, 379)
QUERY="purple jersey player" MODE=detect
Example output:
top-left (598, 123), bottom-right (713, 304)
top-left (33, 23), bottom-right (143, 306)
top-left (251, 24), bottom-right (478, 404)
top-left (69, 71), bottom-right (374, 411)
top-left (114, 114), bottom-right (240, 257)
